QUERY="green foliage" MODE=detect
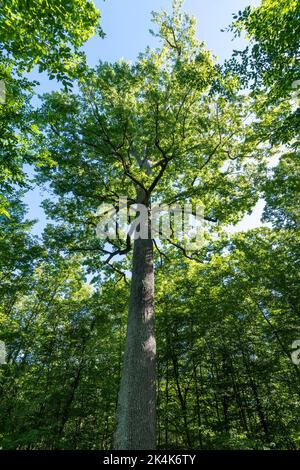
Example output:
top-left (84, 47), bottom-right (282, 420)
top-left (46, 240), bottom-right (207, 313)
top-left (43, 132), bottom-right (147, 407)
top-left (226, 0), bottom-right (299, 146)
top-left (34, 4), bottom-right (269, 269)
top-left (0, 0), bottom-right (101, 214)
top-left (262, 152), bottom-right (300, 229)
top-left (0, 249), bottom-right (128, 449)
top-left (154, 222), bottom-right (300, 449)
top-left (0, 0), bottom-right (298, 451)
top-left (0, 0), bottom-right (102, 83)
top-left (229, 0), bottom-right (299, 95)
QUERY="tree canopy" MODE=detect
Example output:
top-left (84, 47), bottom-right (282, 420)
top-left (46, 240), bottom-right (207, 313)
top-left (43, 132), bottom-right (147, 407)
top-left (0, 0), bottom-right (102, 215)
top-left (0, 0), bottom-right (299, 452)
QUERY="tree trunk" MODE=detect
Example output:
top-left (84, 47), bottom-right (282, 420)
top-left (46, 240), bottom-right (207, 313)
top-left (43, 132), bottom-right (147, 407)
top-left (114, 199), bottom-right (156, 449)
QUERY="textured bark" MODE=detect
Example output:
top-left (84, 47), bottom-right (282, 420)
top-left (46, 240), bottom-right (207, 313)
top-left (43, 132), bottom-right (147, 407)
top-left (114, 199), bottom-right (156, 449)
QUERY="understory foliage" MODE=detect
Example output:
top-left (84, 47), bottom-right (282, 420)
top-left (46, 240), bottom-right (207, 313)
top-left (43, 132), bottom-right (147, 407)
top-left (0, 221), bottom-right (299, 449)
top-left (0, 0), bottom-right (299, 450)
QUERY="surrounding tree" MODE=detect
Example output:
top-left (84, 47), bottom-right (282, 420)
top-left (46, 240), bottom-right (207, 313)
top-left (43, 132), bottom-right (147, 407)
top-left (226, 0), bottom-right (299, 146)
top-left (0, 0), bottom-right (102, 214)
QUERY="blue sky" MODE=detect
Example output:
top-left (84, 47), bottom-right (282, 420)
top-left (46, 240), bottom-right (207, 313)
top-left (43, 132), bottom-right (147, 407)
top-left (24, 0), bottom-right (264, 235)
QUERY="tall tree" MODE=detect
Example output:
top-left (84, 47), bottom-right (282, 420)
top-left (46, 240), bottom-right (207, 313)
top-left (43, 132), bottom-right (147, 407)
top-left (35, 2), bottom-right (269, 449)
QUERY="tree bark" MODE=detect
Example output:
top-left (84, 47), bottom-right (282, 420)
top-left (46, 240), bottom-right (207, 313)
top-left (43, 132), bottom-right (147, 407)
top-left (114, 198), bottom-right (156, 449)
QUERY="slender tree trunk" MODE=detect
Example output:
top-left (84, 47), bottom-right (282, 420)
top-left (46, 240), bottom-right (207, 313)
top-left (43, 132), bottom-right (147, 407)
top-left (171, 347), bottom-right (192, 448)
top-left (192, 359), bottom-right (203, 448)
top-left (114, 198), bottom-right (156, 449)
top-left (165, 331), bottom-right (170, 448)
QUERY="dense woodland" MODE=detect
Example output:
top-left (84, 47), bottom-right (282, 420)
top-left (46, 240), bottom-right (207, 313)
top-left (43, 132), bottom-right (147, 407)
top-left (0, 0), bottom-right (299, 450)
